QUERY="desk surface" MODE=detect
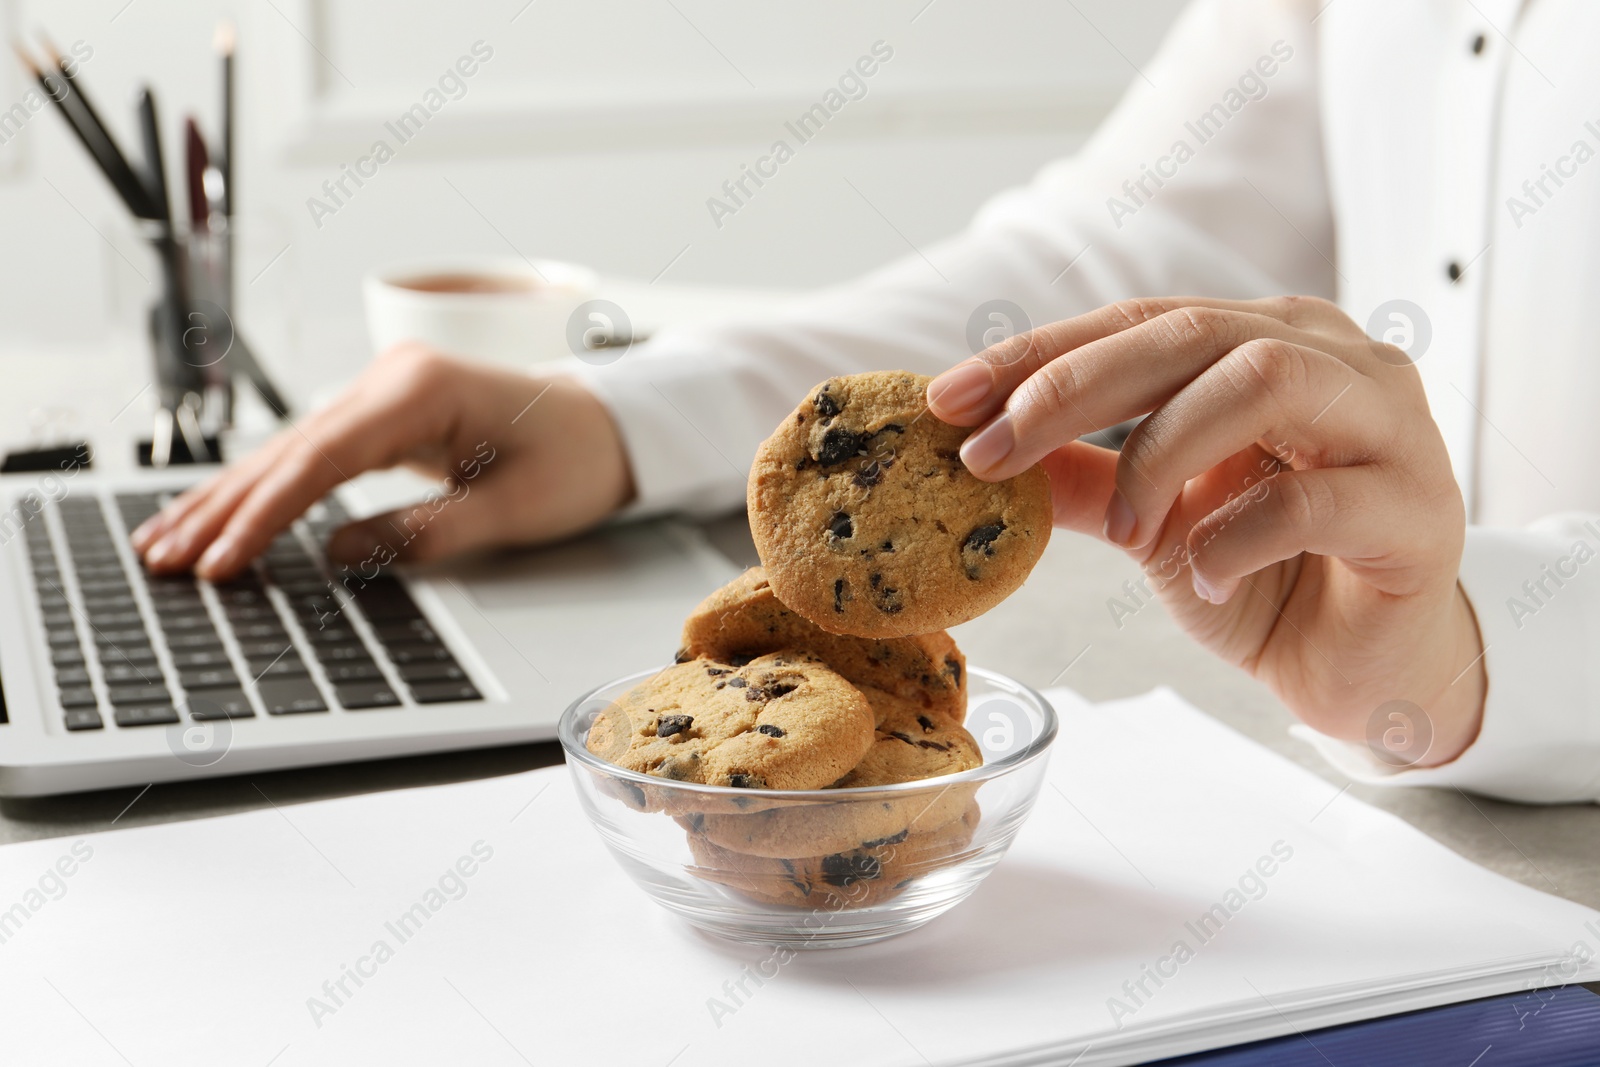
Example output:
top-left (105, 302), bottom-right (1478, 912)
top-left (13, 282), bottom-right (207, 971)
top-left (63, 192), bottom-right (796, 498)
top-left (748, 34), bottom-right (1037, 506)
top-left (2, 513), bottom-right (1596, 910)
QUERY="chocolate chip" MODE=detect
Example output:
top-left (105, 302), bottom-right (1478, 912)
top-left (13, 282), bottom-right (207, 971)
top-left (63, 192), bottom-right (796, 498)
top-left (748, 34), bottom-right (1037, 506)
top-left (828, 511), bottom-right (853, 541)
top-left (745, 681), bottom-right (797, 702)
top-left (880, 540), bottom-right (894, 552)
top-left (963, 522), bottom-right (1005, 554)
top-left (962, 522), bottom-right (1007, 579)
top-left (726, 677), bottom-right (748, 688)
top-left (727, 773), bottom-right (763, 788)
top-left (880, 423), bottom-right (905, 434)
top-left (821, 851), bottom-right (882, 887)
top-left (813, 391), bottom-right (841, 418)
top-left (861, 829), bottom-right (908, 848)
top-left (890, 730), bottom-right (916, 745)
top-left (853, 459), bottom-right (889, 488)
top-left (815, 427), bottom-right (865, 466)
top-left (705, 666), bottom-right (729, 676)
top-left (833, 578), bottom-right (848, 613)
top-left (875, 585), bottom-right (903, 614)
top-left (620, 781), bottom-right (647, 807)
top-left (917, 715), bottom-right (936, 732)
top-left (795, 457), bottom-right (809, 471)
top-left (869, 572), bottom-right (882, 589)
top-left (757, 724), bottom-right (786, 737)
top-left (673, 648), bottom-right (691, 664)
top-left (944, 656), bottom-right (962, 685)
top-left (683, 811), bottom-right (706, 832)
top-left (916, 739), bottom-right (951, 751)
top-left (657, 714), bottom-right (693, 738)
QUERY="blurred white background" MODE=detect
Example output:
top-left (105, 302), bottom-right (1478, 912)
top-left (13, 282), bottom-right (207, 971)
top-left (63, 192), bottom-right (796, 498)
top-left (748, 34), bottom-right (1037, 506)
top-left (0, 0), bottom-right (1185, 387)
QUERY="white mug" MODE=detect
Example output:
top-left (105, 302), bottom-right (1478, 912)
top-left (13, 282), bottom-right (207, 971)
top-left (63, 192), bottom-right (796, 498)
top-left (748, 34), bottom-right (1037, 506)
top-left (362, 257), bottom-right (597, 367)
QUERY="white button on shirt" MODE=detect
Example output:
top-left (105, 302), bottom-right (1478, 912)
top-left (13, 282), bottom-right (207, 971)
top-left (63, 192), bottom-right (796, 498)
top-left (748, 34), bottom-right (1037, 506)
top-left (572, 0), bottom-right (1600, 803)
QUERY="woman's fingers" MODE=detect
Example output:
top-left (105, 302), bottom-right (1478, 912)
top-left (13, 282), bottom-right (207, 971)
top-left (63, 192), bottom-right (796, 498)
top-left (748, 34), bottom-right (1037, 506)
top-left (1182, 466), bottom-right (1420, 605)
top-left (1105, 340), bottom-right (1378, 550)
top-left (139, 434), bottom-right (295, 571)
top-left (955, 307), bottom-right (1328, 481)
top-left (1033, 439), bottom-right (1120, 536)
top-left (927, 296), bottom-right (1338, 428)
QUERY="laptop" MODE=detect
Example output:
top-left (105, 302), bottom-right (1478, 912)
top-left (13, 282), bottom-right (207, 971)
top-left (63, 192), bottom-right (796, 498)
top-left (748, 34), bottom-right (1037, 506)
top-left (0, 473), bottom-right (741, 796)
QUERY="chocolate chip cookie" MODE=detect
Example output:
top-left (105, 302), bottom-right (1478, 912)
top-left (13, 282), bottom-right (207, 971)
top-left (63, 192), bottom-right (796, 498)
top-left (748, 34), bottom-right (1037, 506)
top-left (748, 371), bottom-right (1052, 638)
top-left (689, 686), bottom-right (981, 858)
top-left (679, 567), bottom-right (967, 719)
top-left (586, 651), bottom-right (874, 791)
top-left (687, 801), bottom-right (980, 910)
top-left (834, 687), bottom-right (982, 787)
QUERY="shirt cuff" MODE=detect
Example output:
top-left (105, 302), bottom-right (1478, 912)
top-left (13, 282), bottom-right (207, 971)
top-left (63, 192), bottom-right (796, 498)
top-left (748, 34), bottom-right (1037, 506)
top-left (1300, 520), bottom-right (1600, 804)
top-left (561, 346), bottom-right (752, 522)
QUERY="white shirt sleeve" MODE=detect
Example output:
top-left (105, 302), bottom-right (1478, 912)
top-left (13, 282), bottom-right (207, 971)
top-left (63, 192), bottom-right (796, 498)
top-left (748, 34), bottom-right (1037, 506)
top-left (1303, 517), bottom-right (1600, 804)
top-left (568, 0), bottom-right (1332, 519)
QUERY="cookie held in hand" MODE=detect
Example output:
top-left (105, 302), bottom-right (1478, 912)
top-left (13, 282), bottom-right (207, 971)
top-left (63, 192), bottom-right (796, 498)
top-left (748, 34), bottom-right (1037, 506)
top-left (585, 651), bottom-right (874, 791)
top-left (748, 371), bottom-right (1052, 638)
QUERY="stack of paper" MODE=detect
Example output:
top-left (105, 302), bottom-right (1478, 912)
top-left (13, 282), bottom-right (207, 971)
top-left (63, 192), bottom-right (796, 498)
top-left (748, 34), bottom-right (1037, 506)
top-left (0, 687), bottom-right (1593, 1066)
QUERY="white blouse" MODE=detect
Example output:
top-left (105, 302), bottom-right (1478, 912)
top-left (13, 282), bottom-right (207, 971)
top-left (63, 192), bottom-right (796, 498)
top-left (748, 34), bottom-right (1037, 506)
top-left (573, 0), bottom-right (1600, 803)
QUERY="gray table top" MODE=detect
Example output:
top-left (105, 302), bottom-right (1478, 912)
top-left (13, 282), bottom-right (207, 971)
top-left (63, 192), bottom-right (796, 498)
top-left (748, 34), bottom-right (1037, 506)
top-left (3, 516), bottom-right (1596, 910)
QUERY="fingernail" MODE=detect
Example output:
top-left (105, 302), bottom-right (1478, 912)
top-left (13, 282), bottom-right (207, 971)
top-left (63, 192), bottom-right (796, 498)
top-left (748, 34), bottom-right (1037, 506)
top-left (130, 517), bottom-right (163, 551)
top-left (145, 534), bottom-right (182, 568)
top-left (960, 413), bottom-right (1014, 473)
top-left (929, 360), bottom-right (993, 416)
top-left (1192, 570), bottom-right (1228, 604)
top-left (195, 536), bottom-right (238, 578)
top-left (1103, 492), bottom-right (1136, 547)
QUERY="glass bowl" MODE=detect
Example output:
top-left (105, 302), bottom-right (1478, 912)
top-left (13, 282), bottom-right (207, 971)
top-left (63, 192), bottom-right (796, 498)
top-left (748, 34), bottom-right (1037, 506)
top-left (558, 665), bottom-right (1058, 948)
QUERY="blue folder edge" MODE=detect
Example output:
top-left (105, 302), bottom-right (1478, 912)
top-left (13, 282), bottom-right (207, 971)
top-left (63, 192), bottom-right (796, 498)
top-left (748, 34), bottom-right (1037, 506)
top-left (1148, 983), bottom-right (1600, 1066)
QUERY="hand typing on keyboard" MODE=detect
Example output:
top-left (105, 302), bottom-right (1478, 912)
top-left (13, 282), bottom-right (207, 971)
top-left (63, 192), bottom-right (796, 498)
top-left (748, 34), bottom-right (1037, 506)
top-left (130, 345), bottom-right (633, 581)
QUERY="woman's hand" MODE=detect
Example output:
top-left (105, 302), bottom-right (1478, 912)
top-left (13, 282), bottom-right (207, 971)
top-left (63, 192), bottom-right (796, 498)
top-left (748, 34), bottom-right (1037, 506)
top-left (132, 344), bottom-right (634, 581)
top-left (928, 296), bottom-right (1485, 767)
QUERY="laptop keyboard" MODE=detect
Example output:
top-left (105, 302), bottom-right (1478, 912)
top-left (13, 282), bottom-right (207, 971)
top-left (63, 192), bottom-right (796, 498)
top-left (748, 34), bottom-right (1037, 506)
top-left (19, 491), bottom-right (483, 731)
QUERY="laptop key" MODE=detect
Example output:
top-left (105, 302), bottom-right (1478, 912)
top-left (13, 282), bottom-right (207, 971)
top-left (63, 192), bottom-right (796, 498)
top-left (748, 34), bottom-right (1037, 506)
top-left (171, 649), bottom-right (232, 669)
top-left (64, 708), bottom-right (105, 731)
top-left (315, 642), bottom-right (371, 662)
top-left (101, 644), bottom-right (158, 665)
top-left (51, 646), bottom-right (85, 667)
top-left (156, 613), bottom-right (218, 632)
top-left (109, 684), bottom-right (171, 706)
top-left (180, 666), bottom-right (239, 689)
top-left (103, 663), bottom-right (163, 684)
top-left (233, 621), bottom-right (291, 641)
top-left (396, 660), bottom-right (468, 683)
top-left (223, 603), bottom-right (281, 624)
top-left (184, 688), bottom-right (255, 720)
top-left (371, 619), bottom-right (439, 643)
top-left (336, 683), bottom-right (401, 709)
top-left (258, 679), bottom-right (327, 715)
top-left (46, 627), bottom-right (83, 647)
top-left (387, 643), bottom-right (453, 665)
top-left (55, 667), bottom-right (92, 686)
top-left (322, 660), bottom-right (384, 683)
top-left (250, 657), bottom-right (310, 679)
top-left (114, 704), bottom-right (180, 727)
top-left (94, 628), bottom-right (151, 646)
top-left (85, 610), bottom-right (144, 628)
top-left (236, 638), bottom-right (293, 659)
top-left (166, 630), bottom-right (224, 650)
top-left (409, 680), bottom-right (482, 704)
top-left (58, 687), bottom-right (99, 708)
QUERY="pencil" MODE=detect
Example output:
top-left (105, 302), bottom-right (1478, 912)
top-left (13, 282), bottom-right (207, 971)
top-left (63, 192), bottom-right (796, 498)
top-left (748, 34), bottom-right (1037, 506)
top-left (12, 42), bottom-right (155, 218)
top-left (135, 86), bottom-right (171, 222)
top-left (216, 22), bottom-right (234, 219)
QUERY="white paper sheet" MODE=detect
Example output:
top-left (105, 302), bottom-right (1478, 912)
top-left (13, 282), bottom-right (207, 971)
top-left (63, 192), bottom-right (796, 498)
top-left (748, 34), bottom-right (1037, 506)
top-left (0, 687), bottom-right (1594, 1067)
